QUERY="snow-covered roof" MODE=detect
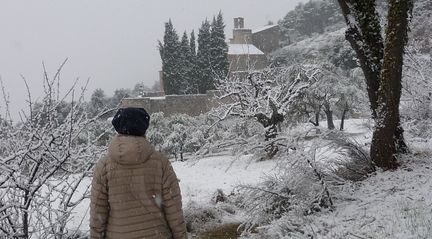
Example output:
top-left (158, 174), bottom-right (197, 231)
top-left (252, 24), bottom-right (278, 34)
top-left (228, 43), bottom-right (265, 55)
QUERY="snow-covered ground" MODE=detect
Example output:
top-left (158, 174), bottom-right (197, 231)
top-left (67, 119), bottom-right (432, 239)
top-left (311, 153), bottom-right (432, 239)
top-left (174, 155), bottom-right (277, 204)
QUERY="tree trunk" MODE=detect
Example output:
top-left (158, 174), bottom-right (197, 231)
top-left (23, 192), bottom-right (29, 239)
top-left (340, 102), bottom-right (349, 131)
top-left (337, 0), bottom-right (410, 168)
top-left (255, 110), bottom-right (284, 159)
top-left (370, 0), bottom-right (413, 169)
top-left (309, 105), bottom-right (321, 126)
top-left (323, 102), bottom-right (335, 130)
top-left (394, 120), bottom-right (409, 153)
top-left (337, 0), bottom-right (383, 119)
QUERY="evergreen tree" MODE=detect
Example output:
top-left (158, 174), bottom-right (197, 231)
top-left (210, 12), bottom-right (229, 81)
top-left (190, 30), bottom-right (196, 56)
top-left (159, 19), bottom-right (181, 95)
top-left (110, 88), bottom-right (131, 108)
top-left (179, 32), bottom-right (195, 94)
top-left (189, 30), bottom-right (199, 93)
top-left (196, 19), bottom-right (213, 94)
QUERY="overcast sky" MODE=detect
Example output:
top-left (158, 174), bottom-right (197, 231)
top-left (0, 0), bottom-right (305, 117)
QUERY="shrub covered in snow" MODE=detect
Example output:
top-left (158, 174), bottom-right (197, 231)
top-left (236, 145), bottom-right (333, 237)
top-left (0, 64), bottom-right (107, 238)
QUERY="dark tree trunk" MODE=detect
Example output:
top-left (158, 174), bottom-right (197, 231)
top-left (180, 145), bottom-right (184, 161)
top-left (23, 192), bottom-right (29, 239)
top-left (255, 105), bottom-right (284, 158)
top-left (340, 102), bottom-right (349, 131)
top-left (370, 0), bottom-right (413, 169)
top-left (337, 0), bottom-right (411, 169)
top-left (337, 0), bottom-right (383, 119)
top-left (323, 102), bottom-right (335, 130)
top-left (395, 121), bottom-right (409, 153)
top-left (309, 105), bottom-right (321, 126)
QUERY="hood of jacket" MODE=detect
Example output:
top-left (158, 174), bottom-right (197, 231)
top-left (108, 134), bottom-right (154, 165)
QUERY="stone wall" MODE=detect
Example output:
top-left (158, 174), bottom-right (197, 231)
top-left (252, 26), bottom-right (280, 54)
top-left (231, 29), bottom-right (253, 44)
top-left (121, 90), bottom-right (226, 116)
top-left (228, 54), bottom-right (268, 71)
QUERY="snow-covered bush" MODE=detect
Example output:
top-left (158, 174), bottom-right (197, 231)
top-left (321, 131), bottom-right (374, 181)
top-left (0, 64), bottom-right (106, 238)
top-left (147, 113), bottom-right (209, 160)
top-left (401, 50), bottom-right (432, 142)
top-left (236, 145), bottom-right (333, 237)
top-left (146, 112), bottom-right (267, 159)
top-left (194, 116), bottom-right (266, 159)
top-left (402, 51), bottom-right (432, 121)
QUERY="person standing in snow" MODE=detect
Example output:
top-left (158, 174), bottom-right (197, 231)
top-left (90, 107), bottom-right (187, 239)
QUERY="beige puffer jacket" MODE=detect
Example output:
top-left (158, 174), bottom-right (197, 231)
top-left (90, 135), bottom-right (187, 239)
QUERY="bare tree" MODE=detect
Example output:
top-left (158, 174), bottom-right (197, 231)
top-left (0, 62), bottom-right (109, 238)
top-left (215, 65), bottom-right (317, 158)
top-left (337, 0), bottom-right (414, 169)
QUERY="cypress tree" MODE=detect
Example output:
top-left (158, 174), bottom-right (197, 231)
top-left (159, 19), bottom-right (181, 95)
top-left (179, 32), bottom-right (195, 94)
top-left (196, 19), bottom-right (213, 94)
top-left (210, 12), bottom-right (229, 81)
top-left (189, 30), bottom-right (198, 93)
top-left (190, 30), bottom-right (197, 56)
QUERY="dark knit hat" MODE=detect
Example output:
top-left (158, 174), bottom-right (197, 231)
top-left (111, 107), bottom-right (150, 136)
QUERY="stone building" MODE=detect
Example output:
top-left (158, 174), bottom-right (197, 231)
top-left (252, 24), bottom-right (280, 54)
top-left (227, 17), bottom-right (280, 72)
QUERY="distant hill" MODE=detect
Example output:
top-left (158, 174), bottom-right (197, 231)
top-left (271, 0), bottom-right (431, 71)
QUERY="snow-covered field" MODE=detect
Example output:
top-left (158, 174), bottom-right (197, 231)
top-left (67, 119), bottom-right (432, 238)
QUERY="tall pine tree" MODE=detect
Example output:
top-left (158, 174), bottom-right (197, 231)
top-left (189, 30), bottom-right (198, 93)
top-left (159, 20), bottom-right (181, 95)
top-left (210, 12), bottom-right (229, 81)
top-left (196, 19), bottom-right (213, 94)
top-left (179, 32), bottom-right (195, 94)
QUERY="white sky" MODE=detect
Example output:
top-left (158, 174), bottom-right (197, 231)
top-left (0, 0), bottom-right (305, 117)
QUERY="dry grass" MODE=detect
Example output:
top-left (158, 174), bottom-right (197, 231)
top-left (194, 223), bottom-right (241, 239)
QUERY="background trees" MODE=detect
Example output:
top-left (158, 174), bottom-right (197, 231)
top-left (278, 0), bottom-right (344, 45)
top-left (159, 13), bottom-right (229, 95)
